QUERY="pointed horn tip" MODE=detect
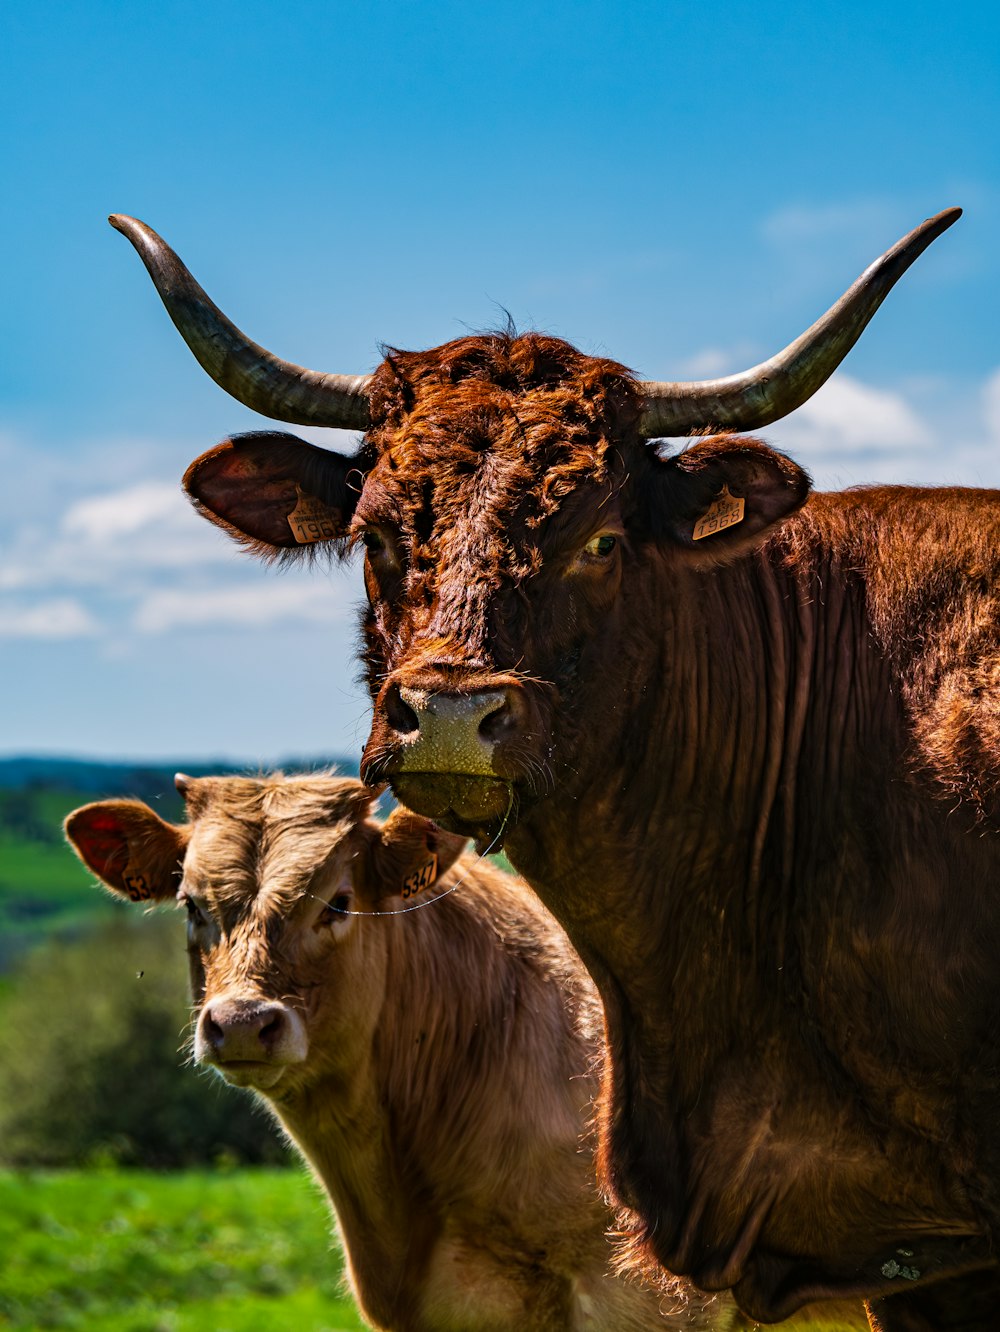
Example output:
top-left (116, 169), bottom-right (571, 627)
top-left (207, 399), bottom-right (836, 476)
top-left (929, 205), bottom-right (962, 232)
top-left (108, 213), bottom-right (152, 245)
top-left (174, 772), bottom-right (192, 796)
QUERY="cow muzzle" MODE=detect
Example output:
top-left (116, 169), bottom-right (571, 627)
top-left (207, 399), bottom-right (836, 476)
top-left (195, 997), bottom-right (308, 1091)
top-left (365, 682), bottom-right (521, 830)
top-left (394, 686), bottom-right (508, 774)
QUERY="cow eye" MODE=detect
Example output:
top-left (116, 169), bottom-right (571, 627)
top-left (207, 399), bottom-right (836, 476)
top-left (319, 894), bottom-right (353, 925)
top-left (361, 528), bottom-right (385, 554)
top-left (178, 892), bottom-right (207, 927)
top-left (584, 534), bottom-right (617, 558)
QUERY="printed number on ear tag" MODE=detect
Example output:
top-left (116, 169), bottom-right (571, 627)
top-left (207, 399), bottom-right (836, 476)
top-left (287, 486), bottom-right (340, 544)
top-left (123, 865), bottom-right (151, 902)
top-left (693, 485), bottom-right (745, 541)
top-left (401, 854), bottom-right (439, 901)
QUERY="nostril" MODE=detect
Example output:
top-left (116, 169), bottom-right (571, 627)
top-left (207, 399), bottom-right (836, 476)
top-left (258, 1010), bottom-right (285, 1052)
top-left (385, 683), bottom-right (420, 736)
top-left (203, 1012), bottom-right (225, 1051)
top-left (479, 696), bottom-right (514, 743)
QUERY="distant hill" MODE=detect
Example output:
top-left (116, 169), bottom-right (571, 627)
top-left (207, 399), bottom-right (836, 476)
top-left (0, 753), bottom-right (356, 795)
top-left (0, 753), bottom-right (356, 971)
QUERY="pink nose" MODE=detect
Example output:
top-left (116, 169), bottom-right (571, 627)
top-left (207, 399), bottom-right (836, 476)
top-left (198, 998), bottom-right (292, 1063)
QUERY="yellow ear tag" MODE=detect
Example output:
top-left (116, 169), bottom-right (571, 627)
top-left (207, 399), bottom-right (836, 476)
top-left (692, 485), bottom-right (745, 541)
top-left (287, 486), bottom-right (340, 544)
top-left (122, 864), bottom-right (151, 902)
top-left (401, 853), bottom-right (439, 902)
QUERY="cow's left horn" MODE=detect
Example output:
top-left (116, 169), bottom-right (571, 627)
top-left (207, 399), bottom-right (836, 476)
top-left (109, 215), bottom-right (371, 431)
top-left (637, 207), bottom-right (961, 438)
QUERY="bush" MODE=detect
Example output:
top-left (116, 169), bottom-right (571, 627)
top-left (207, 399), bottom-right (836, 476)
top-left (0, 911), bottom-right (290, 1168)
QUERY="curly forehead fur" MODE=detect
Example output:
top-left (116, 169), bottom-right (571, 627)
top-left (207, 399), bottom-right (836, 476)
top-left (365, 331), bottom-right (641, 520)
top-left (182, 771), bottom-right (373, 910)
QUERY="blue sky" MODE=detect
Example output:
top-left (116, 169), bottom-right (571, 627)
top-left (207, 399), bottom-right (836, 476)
top-left (2, 0), bottom-right (998, 762)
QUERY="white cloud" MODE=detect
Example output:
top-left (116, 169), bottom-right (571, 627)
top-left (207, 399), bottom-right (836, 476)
top-left (0, 428), bottom-right (364, 643)
top-left (655, 357), bottom-right (1000, 488)
top-left (0, 597), bottom-right (99, 639)
top-left (134, 581), bottom-right (351, 633)
top-left (0, 478), bottom-right (232, 592)
top-left (63, 482), bottom-right (186, 542)
top-left (779, 373), bottom-right (932, 455)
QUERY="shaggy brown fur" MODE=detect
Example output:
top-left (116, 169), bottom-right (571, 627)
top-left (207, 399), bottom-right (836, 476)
top-left (180, 331), bottom-right (1000, 1331)
top-left (66, 773), bottom-right (739, 1332)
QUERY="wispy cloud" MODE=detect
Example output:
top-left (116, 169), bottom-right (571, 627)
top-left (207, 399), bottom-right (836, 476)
top-left (0, 431), bottom-right (364, 640)
top-left (63, 482), bottom-right (190, 542)
top-left (983, 368), bottom-right (1000, 444)
top-left (655, 359), bottom-right (1000, 489)
top-left (0, 597), bottom-right (99, 639)
top-left (672, 342), bottom-right (763, 379)
top-left (134, 582), bottom-right (351, 633)
top-left (760, 200), bottom-right (898, 248)
top-left (779, 373), bottom-right (932, 454)
top-left (773, 366), bottom-right (1000, 487)
top-left (1, 480), bottom-right (229, 593)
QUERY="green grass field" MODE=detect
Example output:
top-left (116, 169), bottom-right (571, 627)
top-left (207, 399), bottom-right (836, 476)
top-left (0, 1169), bottom-right (868, 1332)
top-left (0, 1167), bottom-right (368, 1331)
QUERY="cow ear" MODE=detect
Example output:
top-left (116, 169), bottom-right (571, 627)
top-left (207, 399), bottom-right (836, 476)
top-left (64, 801), bottom-right (187, 904)
top-left (182, 430), bottom-right (364, 558)
top-left (373, 807), bottom-right (467, 904)
top-left (642, 435), bottom-right (810, 563)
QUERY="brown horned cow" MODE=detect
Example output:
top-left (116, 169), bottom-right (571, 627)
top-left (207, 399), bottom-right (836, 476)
top-left (112, 208), bottom-right (1000, 1330)
top-left (66, 772), bottom-right (739, 1332)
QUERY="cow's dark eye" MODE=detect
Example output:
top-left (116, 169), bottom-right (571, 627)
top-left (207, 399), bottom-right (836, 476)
top-left (179, 893), bottom-right (207, 927)
top-left (361, 529), bottom-right (385, 553)
top-left (584, 534), bottom-right (617, 558)
top-left (319, 894), bottom-right (353, 925)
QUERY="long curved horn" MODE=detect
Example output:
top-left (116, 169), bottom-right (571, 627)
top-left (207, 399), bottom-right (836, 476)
top-left (109, 215), bottom-right (371, 431)
top-left (637, 207), bottom-right (961, 439)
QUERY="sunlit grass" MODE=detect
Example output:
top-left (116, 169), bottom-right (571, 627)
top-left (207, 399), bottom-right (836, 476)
top-left (0, 1167), bottom-right (367, 1330)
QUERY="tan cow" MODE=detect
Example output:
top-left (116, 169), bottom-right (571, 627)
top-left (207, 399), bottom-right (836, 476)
top-left (65, 772), bottom-right (731, 1332)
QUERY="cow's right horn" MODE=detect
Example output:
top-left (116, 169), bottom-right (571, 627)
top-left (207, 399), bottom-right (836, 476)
top-left (109, 215), bottom-right (371, 431)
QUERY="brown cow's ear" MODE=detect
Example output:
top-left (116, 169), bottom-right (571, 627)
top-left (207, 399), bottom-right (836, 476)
top-left (373, 807), bottom-right (468, 904)
top-left (643, 435), bottom-right (811, 563)
top-left (64, 801), bottom-right (187, 904)
top-left (183, 431), bottom-right (364, 558)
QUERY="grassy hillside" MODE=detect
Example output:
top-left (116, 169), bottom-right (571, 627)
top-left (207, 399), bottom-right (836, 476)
top-left (0, 785), bottom-right (119, 970)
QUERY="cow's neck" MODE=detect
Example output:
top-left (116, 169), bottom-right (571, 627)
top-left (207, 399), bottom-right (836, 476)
top-left (507, 514), bottom-right (898, 1062)
top-left (264, 886), bottom-right (586, 1327)
top-left (271, 1044), bottom-right (434, 1327)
